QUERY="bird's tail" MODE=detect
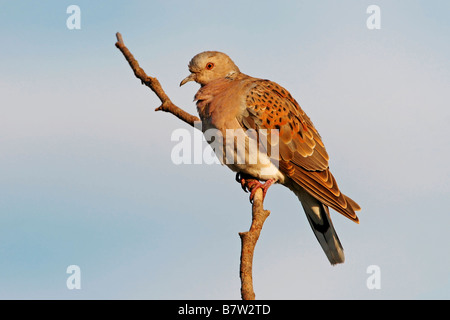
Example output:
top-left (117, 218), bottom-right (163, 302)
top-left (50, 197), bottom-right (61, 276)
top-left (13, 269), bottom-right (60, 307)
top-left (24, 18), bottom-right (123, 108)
top-left (293, 186), bottom-right (345, 265)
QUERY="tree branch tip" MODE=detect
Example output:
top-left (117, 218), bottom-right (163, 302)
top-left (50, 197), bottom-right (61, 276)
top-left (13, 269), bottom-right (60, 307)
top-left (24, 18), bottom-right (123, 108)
top-left (115, 32), bottom-right (124, 44)
top-left (238, 231), bottom-right (248, 238)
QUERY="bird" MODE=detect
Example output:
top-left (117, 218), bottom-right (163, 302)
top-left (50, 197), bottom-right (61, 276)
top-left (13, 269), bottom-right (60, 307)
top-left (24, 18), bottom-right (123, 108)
top-left (180, 51), bottom-right (360, 265)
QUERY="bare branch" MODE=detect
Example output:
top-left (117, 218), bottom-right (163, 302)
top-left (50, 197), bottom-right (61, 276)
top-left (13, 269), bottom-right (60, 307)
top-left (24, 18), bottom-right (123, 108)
top-left (115, 32), bottom-right (200, 127)
top-left (239, 184), bottom-right (270, 300)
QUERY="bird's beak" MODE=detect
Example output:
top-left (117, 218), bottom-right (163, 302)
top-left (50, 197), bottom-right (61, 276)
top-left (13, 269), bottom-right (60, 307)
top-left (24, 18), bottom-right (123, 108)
top-left (180, 73), bottom-right (196, 86)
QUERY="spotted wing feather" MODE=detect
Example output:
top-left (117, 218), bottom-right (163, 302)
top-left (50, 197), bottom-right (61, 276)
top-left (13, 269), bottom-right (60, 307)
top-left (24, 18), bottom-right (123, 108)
top-left (240, 79), bottom-right (360, 222)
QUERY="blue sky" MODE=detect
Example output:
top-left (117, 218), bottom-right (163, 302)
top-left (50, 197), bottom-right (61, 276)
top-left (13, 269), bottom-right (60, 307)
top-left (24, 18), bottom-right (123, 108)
top-left (0, 0), bottom-right (449, 299)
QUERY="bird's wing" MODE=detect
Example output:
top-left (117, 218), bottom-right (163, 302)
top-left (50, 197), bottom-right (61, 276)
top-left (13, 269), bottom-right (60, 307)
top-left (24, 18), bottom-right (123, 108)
top-left (239, 79), bottom-right (360, 222)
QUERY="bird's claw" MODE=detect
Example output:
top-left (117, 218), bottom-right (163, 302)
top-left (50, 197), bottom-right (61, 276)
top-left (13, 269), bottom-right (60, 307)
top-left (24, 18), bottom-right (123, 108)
top-left (235, 173), bottom-right (249, 193)
top-left (235, 173), bottom-right (275, 203)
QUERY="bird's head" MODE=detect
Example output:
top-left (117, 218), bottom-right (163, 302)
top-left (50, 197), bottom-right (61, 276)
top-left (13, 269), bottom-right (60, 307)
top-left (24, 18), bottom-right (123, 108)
top-left (180, 51), bottom-right (240, 87)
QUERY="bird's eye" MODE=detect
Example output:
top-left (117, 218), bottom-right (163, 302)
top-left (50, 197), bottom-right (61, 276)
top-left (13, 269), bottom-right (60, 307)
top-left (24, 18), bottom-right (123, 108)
top-left (206, 62), bottom-right (214, 70)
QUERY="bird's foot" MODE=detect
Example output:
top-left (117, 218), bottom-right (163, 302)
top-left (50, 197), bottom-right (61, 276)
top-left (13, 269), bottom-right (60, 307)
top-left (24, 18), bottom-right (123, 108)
top-left (235, 173), bottom-right (275, 203)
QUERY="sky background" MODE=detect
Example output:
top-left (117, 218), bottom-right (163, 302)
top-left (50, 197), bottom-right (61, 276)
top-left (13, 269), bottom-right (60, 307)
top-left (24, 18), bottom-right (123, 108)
top-left (0, 0), bottom-right (449, 299)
